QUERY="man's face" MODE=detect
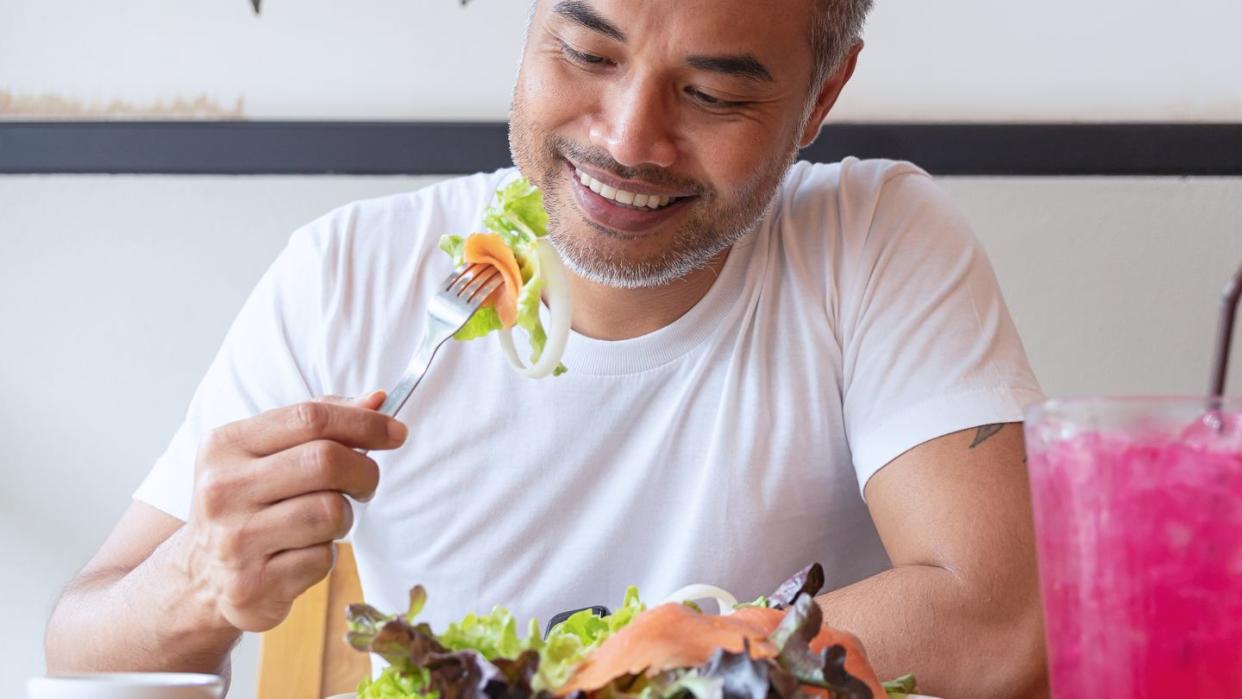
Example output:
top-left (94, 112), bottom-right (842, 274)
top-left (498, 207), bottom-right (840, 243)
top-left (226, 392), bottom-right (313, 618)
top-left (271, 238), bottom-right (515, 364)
top-left (510, 0), bottom-right (822, 288)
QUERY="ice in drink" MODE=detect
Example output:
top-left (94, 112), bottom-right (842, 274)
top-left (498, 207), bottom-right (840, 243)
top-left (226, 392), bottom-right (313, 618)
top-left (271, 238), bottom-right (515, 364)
top-left (1025, 401), bottom-right (1242, 697)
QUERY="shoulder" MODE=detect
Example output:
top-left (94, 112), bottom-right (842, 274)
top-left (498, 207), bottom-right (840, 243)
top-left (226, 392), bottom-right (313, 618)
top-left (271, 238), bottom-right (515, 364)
top-left (778, 157), bottom-right (975, 255)
top-left (778, 158), bottom-right (944, 226)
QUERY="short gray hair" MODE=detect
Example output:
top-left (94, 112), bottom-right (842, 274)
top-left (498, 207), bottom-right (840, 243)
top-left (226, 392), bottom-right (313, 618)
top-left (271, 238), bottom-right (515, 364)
top-left (810, 0), bottom-right (874, 88)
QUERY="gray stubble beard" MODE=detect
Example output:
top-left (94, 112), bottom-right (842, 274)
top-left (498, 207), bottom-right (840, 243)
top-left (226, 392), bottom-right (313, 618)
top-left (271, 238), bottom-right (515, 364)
top-left (509, 90), bottom-right (802, 291)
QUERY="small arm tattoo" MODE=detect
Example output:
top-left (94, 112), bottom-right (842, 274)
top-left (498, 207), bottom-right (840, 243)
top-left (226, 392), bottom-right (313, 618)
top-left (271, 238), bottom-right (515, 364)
top-left (969, 423), bottom-right (1005, 448)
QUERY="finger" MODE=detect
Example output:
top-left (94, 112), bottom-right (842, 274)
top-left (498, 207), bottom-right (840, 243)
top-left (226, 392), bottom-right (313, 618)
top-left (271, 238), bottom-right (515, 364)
top-left (243, 491), bottom-right (354, 557)
top-left (265, 542), bottom-right (337, 603)
top-left (225, 399), bottom-right (407, 456)
top-left (248, 440), bottom-right (380, 504)
top-left (318, 390), bottom-right (386, 411)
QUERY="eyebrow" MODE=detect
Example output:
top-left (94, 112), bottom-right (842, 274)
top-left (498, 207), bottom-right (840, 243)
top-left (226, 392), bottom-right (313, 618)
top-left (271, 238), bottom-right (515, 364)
top-left (549, 1), bottom-right (773, 84)
top-left (685, 54), bottom-right (774, 83)
top-left (551, 1), bottom-right (626, 42)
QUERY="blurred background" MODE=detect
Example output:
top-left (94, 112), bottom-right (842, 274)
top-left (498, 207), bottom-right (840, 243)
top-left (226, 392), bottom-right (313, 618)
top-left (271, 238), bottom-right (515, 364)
top-left (1, 0), bottom-right (1240, 697)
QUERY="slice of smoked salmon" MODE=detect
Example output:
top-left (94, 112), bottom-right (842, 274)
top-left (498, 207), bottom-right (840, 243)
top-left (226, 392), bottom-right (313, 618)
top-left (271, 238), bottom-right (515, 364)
top-left (558, 603), bottom-right (885, 698)
top-left (463, 232), bottom-right (523, 328)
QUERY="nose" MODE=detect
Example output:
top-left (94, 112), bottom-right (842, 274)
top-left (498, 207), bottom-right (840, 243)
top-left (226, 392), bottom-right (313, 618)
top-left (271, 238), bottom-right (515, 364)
top-left (588, 73), bottom-right (678, 170)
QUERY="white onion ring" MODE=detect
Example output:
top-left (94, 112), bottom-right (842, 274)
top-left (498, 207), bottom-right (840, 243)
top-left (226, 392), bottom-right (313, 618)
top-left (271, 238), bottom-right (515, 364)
top-left (497, 238), bottom-right (571, 378)
top-left (662, 584), bottom-right (739, 615)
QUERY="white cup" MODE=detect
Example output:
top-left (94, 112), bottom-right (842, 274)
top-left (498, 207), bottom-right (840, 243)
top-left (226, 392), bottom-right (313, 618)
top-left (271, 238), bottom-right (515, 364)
top-left (28, 672), bottom-right (224, 699)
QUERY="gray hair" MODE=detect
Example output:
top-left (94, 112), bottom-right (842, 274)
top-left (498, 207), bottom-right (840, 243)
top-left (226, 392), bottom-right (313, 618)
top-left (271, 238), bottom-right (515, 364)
top-left (810, 0), bottom-right (874, 89)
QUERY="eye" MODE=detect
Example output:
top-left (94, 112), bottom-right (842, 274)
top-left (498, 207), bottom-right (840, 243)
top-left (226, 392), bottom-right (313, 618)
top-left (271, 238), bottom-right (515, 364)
top-left (685, 87), bottom-right (746, 110)
top-left (559, 41), bottom-right (611, 67)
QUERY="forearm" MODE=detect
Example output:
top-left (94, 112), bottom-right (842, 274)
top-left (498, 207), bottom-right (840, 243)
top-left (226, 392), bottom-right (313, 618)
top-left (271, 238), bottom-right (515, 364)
top-left (815, 564), bottom-right (1047, 699)
top-left (45, 527), bottom-right (240, 680)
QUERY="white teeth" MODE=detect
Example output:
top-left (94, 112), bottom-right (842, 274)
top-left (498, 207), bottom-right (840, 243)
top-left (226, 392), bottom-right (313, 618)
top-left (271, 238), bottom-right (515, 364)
top-left (575, 168), bottom-right (676, 210)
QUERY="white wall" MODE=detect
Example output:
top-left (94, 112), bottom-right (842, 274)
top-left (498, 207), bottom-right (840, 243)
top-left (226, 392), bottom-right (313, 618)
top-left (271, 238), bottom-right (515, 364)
top-left (3, 0), bottom-right (1240, 121)
top-left (2, 173), bottom-right (1240, 698)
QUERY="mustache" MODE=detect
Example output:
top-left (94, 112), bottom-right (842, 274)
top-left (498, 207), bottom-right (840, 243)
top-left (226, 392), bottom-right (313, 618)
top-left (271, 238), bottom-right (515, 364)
top-left (550, 136), bottom-right (706, 195)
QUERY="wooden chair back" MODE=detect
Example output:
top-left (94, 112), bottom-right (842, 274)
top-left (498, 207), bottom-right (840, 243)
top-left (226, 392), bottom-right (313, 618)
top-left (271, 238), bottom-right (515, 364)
top-left (257, 542), bottom-right (372, 698)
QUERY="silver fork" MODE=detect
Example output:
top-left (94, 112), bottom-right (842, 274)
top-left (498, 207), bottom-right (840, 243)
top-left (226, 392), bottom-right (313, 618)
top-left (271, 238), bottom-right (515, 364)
top-left (378, 263), bottom-right (505, 418)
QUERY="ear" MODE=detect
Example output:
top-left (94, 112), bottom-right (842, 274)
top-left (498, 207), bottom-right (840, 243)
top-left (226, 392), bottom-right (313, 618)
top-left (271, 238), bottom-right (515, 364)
top-left (798, 41), bottom-right (864, 149)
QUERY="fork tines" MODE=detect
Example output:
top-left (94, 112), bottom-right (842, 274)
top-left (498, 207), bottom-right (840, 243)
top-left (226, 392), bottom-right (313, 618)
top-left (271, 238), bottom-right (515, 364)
top-left (447, 263), bottom-right (503, 302)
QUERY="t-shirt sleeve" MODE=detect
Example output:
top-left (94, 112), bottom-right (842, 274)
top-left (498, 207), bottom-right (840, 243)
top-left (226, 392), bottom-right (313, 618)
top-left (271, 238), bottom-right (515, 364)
top-left (133, 226), bottom-right (328, 521)
top-left (838, 167), bottom-right (1044, 494)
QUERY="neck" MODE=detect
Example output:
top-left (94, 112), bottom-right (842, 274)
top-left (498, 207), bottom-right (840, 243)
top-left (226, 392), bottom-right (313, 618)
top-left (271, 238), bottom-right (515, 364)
top-left (565, 248), bottom-right (732, 341)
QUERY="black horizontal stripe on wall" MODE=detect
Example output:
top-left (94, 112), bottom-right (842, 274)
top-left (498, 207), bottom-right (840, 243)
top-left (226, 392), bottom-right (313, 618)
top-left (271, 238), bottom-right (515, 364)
top-left (1, 121), bottom-right (1239, 176)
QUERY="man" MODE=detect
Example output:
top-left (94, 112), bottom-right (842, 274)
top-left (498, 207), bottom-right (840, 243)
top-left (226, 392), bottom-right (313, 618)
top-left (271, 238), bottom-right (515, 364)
top-left (46, 1), bottom-right (1048, 696)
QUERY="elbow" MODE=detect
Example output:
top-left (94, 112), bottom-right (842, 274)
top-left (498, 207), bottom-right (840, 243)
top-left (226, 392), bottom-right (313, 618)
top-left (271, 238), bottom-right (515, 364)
top-left (969, 589), bottom-right (1049, 699)
top-left (997, 601), bottom-right (1049, 698)
top-left (44, 585), bottom-right (84, 673)
top-left (43, 567), bottom-right (130, 674)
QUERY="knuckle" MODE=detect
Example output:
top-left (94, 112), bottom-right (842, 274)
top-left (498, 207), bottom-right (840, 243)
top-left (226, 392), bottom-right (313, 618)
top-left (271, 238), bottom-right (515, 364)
top-left (306, 489), bottom-right (350, 528)
top-left (309, 543), bottom-right (336, 575)
top-left (336, 498), bottom-right (355, 536)
top-left (291, 402), bottom-right (329, 436)
top-left (283, 545), bottom-right (335, 588)
top-left (199, 426), bottom-right (231, 458)
top-left (317, 492), bottom-right (349, 527)
top-left (195, 469), bottom-right (231, 517)
top-left (360, 456), bottom-right (380, 493)
top-left (302, 440), bottom-right (340, 482)
top-left (223, 576), bottom-right (258, 610)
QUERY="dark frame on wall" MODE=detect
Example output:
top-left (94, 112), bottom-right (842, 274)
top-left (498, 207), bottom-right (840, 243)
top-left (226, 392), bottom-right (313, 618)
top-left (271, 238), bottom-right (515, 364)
top-left (1, 121), bottom-right (1239, 176)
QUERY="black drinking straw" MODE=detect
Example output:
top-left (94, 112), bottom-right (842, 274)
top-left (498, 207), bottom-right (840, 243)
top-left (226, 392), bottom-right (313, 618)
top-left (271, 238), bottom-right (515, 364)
top-left (1208, 259), bottom-right (1242, 403)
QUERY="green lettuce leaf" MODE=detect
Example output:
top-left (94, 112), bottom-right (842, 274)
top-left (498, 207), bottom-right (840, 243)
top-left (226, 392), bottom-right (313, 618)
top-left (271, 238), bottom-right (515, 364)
top-left (882, 673), bottom-right (919, 698)
top-left (356, 667), bottom-right (429, 699)
top-left (483, 178), bottom-right (549, 244)
top-left (453, 306), bottom-right (504, 341)
top-left (438, 606), bottom-right (532, 661)
top-left (439, 234), bottom-right (466, 264)
top-left (535, 586), bottom-right (645, 690)
top-left (350, 584), bottom-right (643, 698)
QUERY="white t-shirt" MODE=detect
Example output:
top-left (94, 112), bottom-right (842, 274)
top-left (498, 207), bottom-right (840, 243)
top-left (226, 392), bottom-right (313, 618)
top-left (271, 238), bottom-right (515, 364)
top-left (136, 158), bottom-right (1042, 628)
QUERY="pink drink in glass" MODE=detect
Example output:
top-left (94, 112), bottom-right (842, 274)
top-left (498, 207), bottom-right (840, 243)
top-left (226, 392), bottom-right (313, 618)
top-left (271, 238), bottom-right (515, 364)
top-left (1025, 398), bottom-right (1242, 697)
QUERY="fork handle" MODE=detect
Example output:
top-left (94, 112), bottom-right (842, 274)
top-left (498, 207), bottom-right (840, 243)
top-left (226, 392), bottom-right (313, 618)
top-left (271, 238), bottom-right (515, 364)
top-left (378, 322), bottom-right (446, 418)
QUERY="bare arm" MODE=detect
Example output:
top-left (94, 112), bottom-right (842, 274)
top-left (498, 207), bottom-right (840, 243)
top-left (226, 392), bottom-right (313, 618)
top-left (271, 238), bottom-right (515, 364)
top-left (45, 393), bottom-right (407, 684)
top-left (814, 423), bottom-right (1047, 699)
top-left (46, 503), bottom-right (241, 680)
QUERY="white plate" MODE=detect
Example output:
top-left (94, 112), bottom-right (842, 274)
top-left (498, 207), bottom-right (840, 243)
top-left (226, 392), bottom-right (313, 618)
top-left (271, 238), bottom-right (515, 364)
top-left (28, 673), bottom-right (223, 699)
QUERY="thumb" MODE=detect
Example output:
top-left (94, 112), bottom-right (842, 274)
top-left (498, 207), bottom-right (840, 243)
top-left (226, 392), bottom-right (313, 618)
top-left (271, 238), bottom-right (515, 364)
top-left (317, 390), bottom-right (386, 411)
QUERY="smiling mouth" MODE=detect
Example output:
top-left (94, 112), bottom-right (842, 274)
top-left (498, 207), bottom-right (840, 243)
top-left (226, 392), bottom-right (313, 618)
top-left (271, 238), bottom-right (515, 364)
top-left (572, 167), bottom-right (686, 211)
top-left (562, 160), bottom-right (699, 235)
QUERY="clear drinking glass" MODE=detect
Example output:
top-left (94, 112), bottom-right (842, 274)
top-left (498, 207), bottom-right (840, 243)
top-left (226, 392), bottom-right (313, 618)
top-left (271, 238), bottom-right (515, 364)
top-left (1024, 397), bottom-right (1242, 697)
